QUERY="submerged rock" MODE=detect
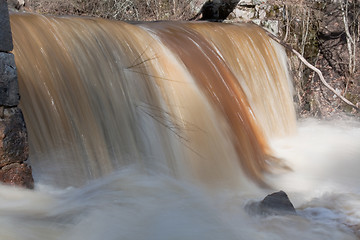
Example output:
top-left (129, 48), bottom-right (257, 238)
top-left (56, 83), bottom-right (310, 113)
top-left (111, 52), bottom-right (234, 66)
top-left (245, 190), bottom-right (296, 216)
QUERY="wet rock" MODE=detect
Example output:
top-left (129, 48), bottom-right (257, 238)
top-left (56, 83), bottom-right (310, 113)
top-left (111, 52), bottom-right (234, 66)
top-left (0, 162), bottom-right (33, 189)
top-left (0, 107), bottom-right (29, 166)
top-left (245, 190), bottom-right (296, 216)
top-left (0, 52), bottom-right (20, 107)
top-left (0, 107), bottom-right (33, 188)
top-left (0, 0), bottom-right (13, 52)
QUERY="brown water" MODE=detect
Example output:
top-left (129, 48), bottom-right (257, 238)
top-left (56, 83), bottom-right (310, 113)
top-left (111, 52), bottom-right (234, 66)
top-left (5, 13), bottom-right (360, 240)
top-left (10, 13), bottom-right (295, 187)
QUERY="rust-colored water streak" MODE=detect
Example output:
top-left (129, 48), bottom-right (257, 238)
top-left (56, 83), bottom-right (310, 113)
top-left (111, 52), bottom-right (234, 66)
top-left (187, 22), bottom-right (296, 137)
top-left (142, 22), bottom-right (271, 184)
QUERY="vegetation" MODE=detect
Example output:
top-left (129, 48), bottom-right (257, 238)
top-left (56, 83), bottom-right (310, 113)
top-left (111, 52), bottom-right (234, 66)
top-left (260, 0), bottom-right (359, 118)
top-left (27, 0), bottom-right (198, 21)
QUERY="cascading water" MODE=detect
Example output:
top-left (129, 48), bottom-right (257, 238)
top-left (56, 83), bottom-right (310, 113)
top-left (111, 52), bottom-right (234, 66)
top-left (2, 12), bottom-right (360, 240)
top-left (11, 13), bottom-right (295, 188)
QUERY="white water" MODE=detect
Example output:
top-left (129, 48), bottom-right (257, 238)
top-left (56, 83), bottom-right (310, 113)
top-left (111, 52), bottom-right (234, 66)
top-left (0, 121), bottom-right (359, 240)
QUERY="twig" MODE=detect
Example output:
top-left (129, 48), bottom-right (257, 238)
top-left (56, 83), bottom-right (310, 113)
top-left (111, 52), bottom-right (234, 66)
top-left (264, 29), bottom-right (359, 111)
top-left (137, 104), bottom-right (204, 158)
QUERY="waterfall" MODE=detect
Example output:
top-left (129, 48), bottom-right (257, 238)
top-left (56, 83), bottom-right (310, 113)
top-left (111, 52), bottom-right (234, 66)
top-left (3, 13), bottom-right (360, 240)
top-left (10, 13), bottom-right (295, 188)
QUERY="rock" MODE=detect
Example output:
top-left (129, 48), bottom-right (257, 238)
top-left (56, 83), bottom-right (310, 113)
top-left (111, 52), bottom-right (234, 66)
top-left (0, 0), bottom-right (14, 52)
top-left (238, 0), bottom-right (254, 5)
top-left (245, 190), bottom-right (296, 216)
top-left (238, 0), bottom-right (267, 5)
top-left (260, 191), bottom-right (297, 215)
top-left (232, 7), bottom-right (255, 20)
top-left (252, 19), bottom-right (279, 36)
top-left (0, 1), bottom-right (33, 189)
top-left (0, 162), bottom-right (33, 189)
top-left (7, 0), bottom-right (27, 11)
top-left (0, 52), bottom-right (20, 106)
top-left (0, 107), bottom-right (29, 168)
top-left (0, 107), bottom-right (33, 189)
top-left (200, 0), bottom-right (241, 21)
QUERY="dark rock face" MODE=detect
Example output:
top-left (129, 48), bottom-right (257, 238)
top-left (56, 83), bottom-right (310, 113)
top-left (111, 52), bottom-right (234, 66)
top-left (199, 0), bottom-right (240, 22)
top-left (0, 0), bottom-right (14, 52)
top-left (0, 107), bottom-right (33, 188)
top-left (0, 52), bottom-right (20, 107)
top-left (246, 191), bottom-right (296, 216)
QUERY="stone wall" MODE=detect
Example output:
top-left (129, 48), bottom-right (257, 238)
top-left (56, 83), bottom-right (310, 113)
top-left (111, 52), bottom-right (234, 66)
top-left (0, 0), bottom-right (33, 189)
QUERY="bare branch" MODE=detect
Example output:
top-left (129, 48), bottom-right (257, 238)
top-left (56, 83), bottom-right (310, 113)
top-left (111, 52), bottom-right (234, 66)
top-left (264, 29), bottom-right (359, 111)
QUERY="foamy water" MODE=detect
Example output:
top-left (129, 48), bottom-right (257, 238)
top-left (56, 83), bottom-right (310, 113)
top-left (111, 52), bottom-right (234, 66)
top-left (0, 121), bottom-right (358, 240)
top-left (269, 119), bottom-right (360, 238)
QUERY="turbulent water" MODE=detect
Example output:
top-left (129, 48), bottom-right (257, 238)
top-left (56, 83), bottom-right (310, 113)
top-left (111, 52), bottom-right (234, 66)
top-left (4, 13), bottom-right (360, 239)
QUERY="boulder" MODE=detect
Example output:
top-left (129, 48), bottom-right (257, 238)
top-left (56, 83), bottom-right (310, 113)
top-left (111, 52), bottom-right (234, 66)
top-left (245, 190), bottom-right (296, 216)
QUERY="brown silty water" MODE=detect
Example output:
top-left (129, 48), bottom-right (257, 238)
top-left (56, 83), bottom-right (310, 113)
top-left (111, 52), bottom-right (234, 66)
top-left (10, 13), bottom-right (295, 188)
